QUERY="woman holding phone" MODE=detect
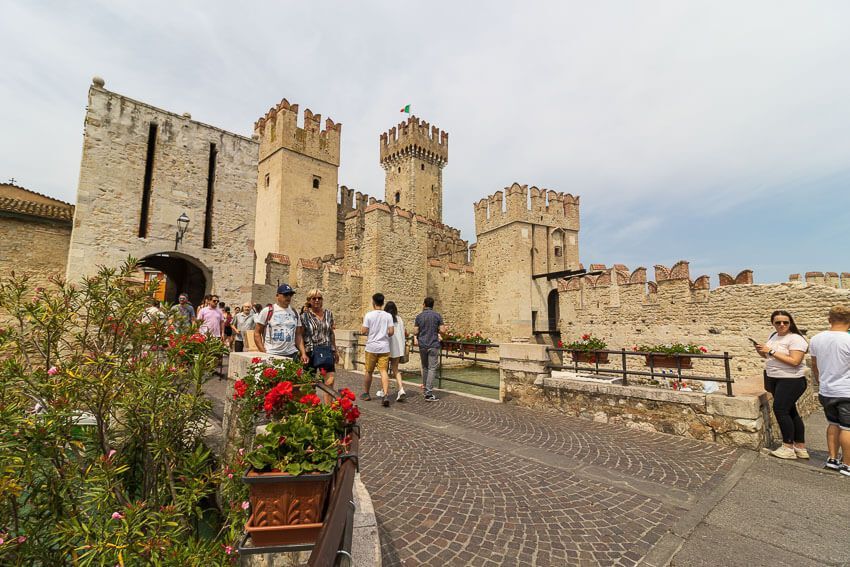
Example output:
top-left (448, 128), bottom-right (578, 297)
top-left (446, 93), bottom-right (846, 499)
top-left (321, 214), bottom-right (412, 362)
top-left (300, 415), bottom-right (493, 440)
top-left (755, 310), bottom-right (809, 459)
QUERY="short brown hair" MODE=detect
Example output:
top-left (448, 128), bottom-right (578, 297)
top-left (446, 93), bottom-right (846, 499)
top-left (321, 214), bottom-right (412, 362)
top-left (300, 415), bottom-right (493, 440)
top-left (827, 305), bottom-right (850, 324)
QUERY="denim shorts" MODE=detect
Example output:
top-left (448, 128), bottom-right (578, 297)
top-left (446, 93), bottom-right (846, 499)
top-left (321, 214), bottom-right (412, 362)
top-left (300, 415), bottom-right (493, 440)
top-left (819, 395), bottom-right (850, 430)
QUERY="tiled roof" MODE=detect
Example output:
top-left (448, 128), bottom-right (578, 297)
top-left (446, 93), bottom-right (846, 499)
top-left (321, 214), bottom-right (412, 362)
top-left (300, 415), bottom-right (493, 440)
top-left (0, 196), bottom-right (74, 222)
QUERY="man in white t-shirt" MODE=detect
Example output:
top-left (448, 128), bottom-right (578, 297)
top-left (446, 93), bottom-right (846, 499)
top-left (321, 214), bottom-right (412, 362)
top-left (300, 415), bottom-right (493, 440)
top-left (360, 292), bottom-right (394, 407)
top-left (254, 284), bottom-right (308, 362)
top-left (809, 305), bottom-right (850, 477)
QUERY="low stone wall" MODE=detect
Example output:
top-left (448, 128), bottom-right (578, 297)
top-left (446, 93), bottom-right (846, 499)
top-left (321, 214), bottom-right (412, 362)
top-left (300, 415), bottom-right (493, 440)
top-left (500, 343), bottom-right (783, 450)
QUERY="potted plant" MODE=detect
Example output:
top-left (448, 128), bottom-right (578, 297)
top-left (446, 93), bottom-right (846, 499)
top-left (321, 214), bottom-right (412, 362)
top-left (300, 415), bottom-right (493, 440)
top-left (634, 343), bottom-right (708, 369)
top-left (559, 334), bottom-right (609, 364)
top-left (441, 330), bottom-right (462, 352)
top-left (239, 387), bottom-right (360, 546)
top-left (232, 357), bottom-right (318, 428)
top-left (462, 332), bottom-right (492, 353)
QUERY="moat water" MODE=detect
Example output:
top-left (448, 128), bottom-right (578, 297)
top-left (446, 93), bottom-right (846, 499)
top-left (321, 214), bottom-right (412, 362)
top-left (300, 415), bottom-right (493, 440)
top-left (402, 364), bottom-right (500, 400)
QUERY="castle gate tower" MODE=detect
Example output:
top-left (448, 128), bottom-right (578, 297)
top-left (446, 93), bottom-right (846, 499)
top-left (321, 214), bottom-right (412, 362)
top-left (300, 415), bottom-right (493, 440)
top-left (253, 100), bottom-right (341, 281)
top-left (380, 116), bottom-right (447, 222)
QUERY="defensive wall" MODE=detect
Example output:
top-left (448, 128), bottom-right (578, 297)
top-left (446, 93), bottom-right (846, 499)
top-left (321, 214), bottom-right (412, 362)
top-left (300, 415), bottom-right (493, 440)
top-left (67, 80), bottom-right (258, 303)
top-left (557, 261), bottom-right (850, 390)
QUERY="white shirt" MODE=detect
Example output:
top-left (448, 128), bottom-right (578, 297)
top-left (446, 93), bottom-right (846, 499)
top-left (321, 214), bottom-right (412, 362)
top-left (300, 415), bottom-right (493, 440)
top-left (362, 310), bottom-right (394, 354)
top-left (810, 331), bottom-right (850, 397)
top-left (257, 304), bottom-right (301, 356)
top-left (389, 317), bottom-right (406, 358)
top-left (765, 333), bottom-right (808, 378)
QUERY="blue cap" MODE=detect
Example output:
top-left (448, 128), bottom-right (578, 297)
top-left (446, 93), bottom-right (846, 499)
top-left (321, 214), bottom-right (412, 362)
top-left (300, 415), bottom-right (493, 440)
top-left (276, 283), bottom-right (295, 295)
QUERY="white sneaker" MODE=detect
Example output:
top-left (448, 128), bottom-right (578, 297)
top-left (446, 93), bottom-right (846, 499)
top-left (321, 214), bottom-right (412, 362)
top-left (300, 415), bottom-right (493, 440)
top-left (770, 446), bottom-right (797, 460)
top-left (375, 389), bottom-right (385, 398)
top-left (397, 389), bottom-right (407, 402)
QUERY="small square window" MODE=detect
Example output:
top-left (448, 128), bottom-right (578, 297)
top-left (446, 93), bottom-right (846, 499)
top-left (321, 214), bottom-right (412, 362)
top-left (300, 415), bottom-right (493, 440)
top-left (554, 246), bottom-right (563, 257)
top-left (312, 176), bottom-right (320, 189)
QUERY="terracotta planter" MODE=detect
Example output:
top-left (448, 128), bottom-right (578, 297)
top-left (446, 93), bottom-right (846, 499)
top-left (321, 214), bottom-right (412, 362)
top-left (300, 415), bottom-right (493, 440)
top-left (644, 355), bottom-right (692, 369)
top-left (571, 352), bottom-right (609, 364)
top-left (463, 344), bottom-right (488, 354)
top-left (443, 341), bottom-right (461, 352)
top-left (243, 469), bottom-right (333, 546)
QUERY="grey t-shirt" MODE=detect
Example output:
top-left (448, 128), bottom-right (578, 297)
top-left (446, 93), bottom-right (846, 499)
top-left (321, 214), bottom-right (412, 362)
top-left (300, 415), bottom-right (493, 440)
top-left (234, 312), bottom-right (255, 343)
top-left (414, 309), bottom-right (444, 349)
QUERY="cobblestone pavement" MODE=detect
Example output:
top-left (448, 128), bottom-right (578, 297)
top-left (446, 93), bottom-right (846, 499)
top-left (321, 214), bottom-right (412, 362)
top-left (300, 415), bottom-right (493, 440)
top-left (333, 370), bottom-right (741, 566)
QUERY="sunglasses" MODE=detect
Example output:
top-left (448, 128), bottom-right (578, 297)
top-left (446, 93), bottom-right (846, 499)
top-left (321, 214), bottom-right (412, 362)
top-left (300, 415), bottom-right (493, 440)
top-left (310, 297), bottom-right (323, 300)
top-left (773, 321), bottom-right (790, 326)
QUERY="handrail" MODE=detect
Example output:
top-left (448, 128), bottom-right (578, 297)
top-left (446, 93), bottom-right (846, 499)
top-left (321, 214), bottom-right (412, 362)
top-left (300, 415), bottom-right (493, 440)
top-left (307, 382), bottom-right (360, 566)
top-left (546, 347), bottom-right (735, 396)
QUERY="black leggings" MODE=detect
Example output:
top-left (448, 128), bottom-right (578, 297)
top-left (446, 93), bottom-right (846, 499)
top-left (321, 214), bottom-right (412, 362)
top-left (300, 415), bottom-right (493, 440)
top-left (767, 376), bottom-right (807, 444)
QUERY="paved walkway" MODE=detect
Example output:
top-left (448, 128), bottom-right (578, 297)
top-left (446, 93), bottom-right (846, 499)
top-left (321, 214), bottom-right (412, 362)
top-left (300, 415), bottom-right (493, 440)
top-left (204, 363), bottom-right (850, 566)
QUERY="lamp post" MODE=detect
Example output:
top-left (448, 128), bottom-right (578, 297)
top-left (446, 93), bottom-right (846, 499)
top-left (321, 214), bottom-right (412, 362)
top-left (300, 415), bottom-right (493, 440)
top-left (175, 212), bottom-right (189, 250)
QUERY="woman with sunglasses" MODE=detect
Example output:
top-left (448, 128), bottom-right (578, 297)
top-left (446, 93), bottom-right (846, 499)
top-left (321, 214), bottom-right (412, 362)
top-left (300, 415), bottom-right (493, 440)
top-left (756, 310), bottom-right (809, 459)
top-left (301, 289), bottom-right (338, 394)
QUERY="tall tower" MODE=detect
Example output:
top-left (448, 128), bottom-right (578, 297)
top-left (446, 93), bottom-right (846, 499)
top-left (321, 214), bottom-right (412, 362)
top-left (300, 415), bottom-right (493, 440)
top-left (380, 116), bottom-right (448, 222)
top-left (253, 99), bottom-right (342, 281)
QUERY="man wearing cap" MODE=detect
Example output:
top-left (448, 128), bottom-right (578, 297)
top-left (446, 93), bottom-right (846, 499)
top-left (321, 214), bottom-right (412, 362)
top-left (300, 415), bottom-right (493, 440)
top-left (254, 284), bottom-right (308, 362)
top-left (170, 293), bottom-right (195, 329)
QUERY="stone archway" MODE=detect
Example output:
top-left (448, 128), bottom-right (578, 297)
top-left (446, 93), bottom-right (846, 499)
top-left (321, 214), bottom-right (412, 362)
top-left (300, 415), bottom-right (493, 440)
top-left (547, 288), bottom-right (560, 332)
top-left (139, 252), bottom-right (210, 308)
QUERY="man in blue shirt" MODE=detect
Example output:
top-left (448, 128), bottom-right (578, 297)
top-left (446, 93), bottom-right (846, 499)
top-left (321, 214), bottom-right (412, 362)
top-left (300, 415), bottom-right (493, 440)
top-left (413, 297), bottom-right (447, 401)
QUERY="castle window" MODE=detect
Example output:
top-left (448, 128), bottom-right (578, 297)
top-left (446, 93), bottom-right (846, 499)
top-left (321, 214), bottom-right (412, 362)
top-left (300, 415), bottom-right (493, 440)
top-left (421, 163), bottom-right (425, 171)
top-left (138, 122), bottom-right (158, 238)
top-left (554, 246), bottom-right (562, 257)
top-left (312, 176), bottom-right (320, 189)
top-left (394, 192), bottom-right (400, 204)
top-left (397, 166), bottom-right (401, 173)
top-left (264, 173), bottom-right (270, 188)
top-left (203, 142), bottom-right (217, 248)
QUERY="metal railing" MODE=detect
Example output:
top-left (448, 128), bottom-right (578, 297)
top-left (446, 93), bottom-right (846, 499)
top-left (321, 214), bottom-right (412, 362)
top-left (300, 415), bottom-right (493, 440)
top-left (307, 381), bottom-right (359, 566)
top-left (546, 348), bottom-right (735, 397)
top-left (352, 334), bottom-right (500, 391)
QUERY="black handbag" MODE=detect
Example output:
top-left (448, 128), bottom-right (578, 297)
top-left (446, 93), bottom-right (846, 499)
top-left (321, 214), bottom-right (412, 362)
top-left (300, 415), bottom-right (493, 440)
top-left (310, 345), bottom-right (334, 370)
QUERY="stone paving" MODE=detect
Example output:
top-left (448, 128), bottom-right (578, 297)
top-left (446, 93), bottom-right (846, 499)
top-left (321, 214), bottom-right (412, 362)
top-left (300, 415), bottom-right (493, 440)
top-left (333, 370), bottom-right (739, 566)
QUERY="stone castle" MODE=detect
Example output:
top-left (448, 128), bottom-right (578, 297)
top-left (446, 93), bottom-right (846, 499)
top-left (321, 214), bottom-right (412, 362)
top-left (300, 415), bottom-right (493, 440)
top-left (4, 76), bottom-right (849, 387)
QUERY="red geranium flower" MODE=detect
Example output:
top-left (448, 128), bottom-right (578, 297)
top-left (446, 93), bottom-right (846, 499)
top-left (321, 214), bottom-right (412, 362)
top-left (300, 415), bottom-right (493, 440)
top-left (299, 393), bottom-right (321, 407)
top-left (233, 379), bottom-right (248, 399)
top-left (251, 357), bottom-right (262, 364)
top-left (262, 367), bottom-right (279, 379)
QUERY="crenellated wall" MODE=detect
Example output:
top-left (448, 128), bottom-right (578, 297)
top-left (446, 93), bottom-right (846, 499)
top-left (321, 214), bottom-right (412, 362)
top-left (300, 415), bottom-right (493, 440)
top-left (558, 261), bottom-right (850, 390)
top-left (789, 271), bottom-right (850, 288)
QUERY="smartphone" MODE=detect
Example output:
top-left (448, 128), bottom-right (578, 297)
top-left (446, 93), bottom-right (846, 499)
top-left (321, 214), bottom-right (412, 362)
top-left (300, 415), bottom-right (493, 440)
top-left (748, 337), bottom-right (759, 346)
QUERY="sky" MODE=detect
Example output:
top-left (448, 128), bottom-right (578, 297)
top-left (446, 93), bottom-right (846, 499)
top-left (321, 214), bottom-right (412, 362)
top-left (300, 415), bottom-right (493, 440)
top-left (1, 1), bottom-right (848, 284)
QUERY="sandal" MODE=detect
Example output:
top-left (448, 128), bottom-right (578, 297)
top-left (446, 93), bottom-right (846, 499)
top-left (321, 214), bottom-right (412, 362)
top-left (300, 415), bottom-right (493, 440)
top-left (360, 392), bottom-right (371, 401)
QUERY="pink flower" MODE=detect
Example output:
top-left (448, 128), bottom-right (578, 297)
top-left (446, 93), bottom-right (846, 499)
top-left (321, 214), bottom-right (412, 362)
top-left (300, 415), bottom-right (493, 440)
top-left (241, 501), bottom-right (249, 510)
top-left (47, 366), bottom-right (58, 376)
top-left (17, 536), bottom-right (26, 543)
top-left (0, 538), bottom-right (4, 545)
top-left (111, 512), bottom-right (124, 520)
top-left (227, 473), bottom-right (233, 479)
top-left (238, 448), bottom-right (245, 456)
top-left (107, 449), bottom-right (117, 460)
top-left (225, 545), bottom-right (234, 555)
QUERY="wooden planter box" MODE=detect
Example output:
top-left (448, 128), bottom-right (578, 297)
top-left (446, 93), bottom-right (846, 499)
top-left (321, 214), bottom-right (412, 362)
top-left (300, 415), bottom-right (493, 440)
top-left (644, 355), bottom-right (692, 369)
top-left (571, 352), bottom-right (609, 364)
top-left (243, 469), bottom-right (333, 547)
top-left (443, 341), bottom-right (461, 352)
top-left (463, 344), bottom-right (488, 354)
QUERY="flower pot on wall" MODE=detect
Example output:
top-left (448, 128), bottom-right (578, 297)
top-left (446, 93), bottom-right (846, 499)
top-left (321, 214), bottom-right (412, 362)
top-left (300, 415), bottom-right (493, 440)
top-left (571, 352), bottom-right (609, 364)
top-left (244, 469), bottom-right (333, 546)
top-left (463, 344), bottom-right (488, 354)
top-left (644, 355), bottom-right (692, 369)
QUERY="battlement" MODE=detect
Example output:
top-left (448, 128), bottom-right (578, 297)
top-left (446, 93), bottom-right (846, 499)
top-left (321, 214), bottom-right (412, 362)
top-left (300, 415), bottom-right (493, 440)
top-left (379, 115), bottom-right (448, 166)
top-left (255, 98), bottom-right (341, 165)
top-left (474, 183), bottom-right (580, 235)
top-left (789, 271), bottom-right (850, 288)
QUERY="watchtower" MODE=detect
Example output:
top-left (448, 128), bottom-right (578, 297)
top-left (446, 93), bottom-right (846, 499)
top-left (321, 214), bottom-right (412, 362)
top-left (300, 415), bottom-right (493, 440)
top-left (253, 99), bottom-right (342, 281)
top-left (379, 116), bottom-right (448, 223)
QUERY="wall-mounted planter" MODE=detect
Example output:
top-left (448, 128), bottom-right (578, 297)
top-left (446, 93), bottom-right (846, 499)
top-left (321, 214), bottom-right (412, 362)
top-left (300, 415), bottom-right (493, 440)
top-left (571, 352), bottom-right (610, 364)
top-left (644, 355), bottom-right (692, 369)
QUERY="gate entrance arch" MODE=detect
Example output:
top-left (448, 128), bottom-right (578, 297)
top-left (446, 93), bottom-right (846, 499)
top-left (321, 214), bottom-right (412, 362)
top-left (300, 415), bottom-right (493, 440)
top-left (139, 253), bottom-right (210, 308)
top-left (547, 288), bottom-right (560, 333)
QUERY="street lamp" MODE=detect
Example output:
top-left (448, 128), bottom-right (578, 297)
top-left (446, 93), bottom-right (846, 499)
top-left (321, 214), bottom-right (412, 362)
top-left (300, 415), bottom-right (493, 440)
top-left (175, 212), bottom-right (190, 249)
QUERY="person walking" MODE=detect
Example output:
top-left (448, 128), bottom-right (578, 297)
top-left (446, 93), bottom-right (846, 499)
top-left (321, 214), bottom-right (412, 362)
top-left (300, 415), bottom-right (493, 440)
top-left (223, 306), bottom-right (234, 349)
top-left (234, 302), bottom-right (256, 352)
top-left (385, 301), bottom-right (408, 402)
top-left (413, 297), bottom-right (446, 402)
top-left (809, 305), bottom-right (850, 476)
top-left (301, 289), bottom-right (339, 396)
top-left (170, 293), bottom-right (195, 329)
top-left (197, 295), bottom-right (224, 338)
top-left (360, 293), bottom-right (394, 407)
top-left (755, 310), bottom-right (809, 459)
top-left (254, 284), bottom-right (308, 362)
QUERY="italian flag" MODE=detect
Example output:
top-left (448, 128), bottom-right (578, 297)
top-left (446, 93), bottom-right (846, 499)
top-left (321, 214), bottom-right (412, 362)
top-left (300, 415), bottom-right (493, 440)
top-left (400, 104), bottom-right (411, 113)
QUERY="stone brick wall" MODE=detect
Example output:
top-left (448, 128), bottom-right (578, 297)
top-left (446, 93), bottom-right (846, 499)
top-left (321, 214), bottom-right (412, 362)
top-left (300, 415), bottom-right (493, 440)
top-left (0, 216), bottom-right (70, 288)
top-left (426, 260), bottom-right (474, 332)
top-left (67, 81), bottom-right (258, 305)
top-left (558, 261), bottom-right (850, 391)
